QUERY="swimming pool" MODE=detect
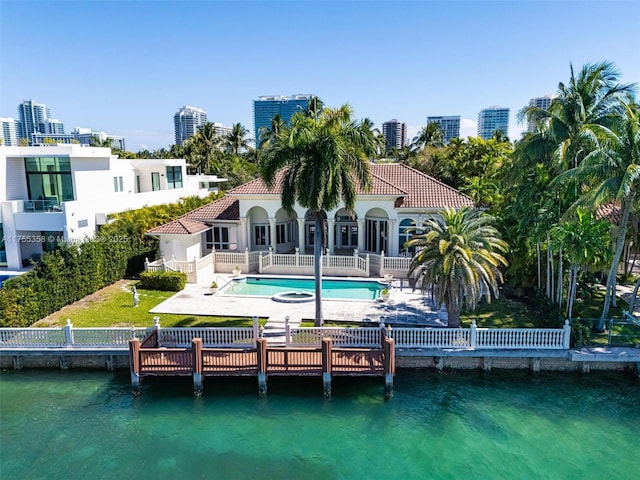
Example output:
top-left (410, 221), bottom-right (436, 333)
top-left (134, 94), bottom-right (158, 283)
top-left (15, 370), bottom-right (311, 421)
top-left (220, 276), bottom-right (386, 300)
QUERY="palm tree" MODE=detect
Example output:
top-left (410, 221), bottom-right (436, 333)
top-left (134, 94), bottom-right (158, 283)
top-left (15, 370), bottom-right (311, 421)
top-left (185, 122), bottom-right (223, 174)
top-left (259, 102), bottom-right (378, 326)
top-left (411, 122), bottom-right (445, 152)
top-left (406, 207), bottom-right (509, 328)
top-left (258, 114), bottom-right (285, 149)
top-left (551, 208), bottom-right (611, 320)
top-left (518, 61), bottom-right (633, 171)
top-left (555, 101), bottom-right (639, 330)
top-left (226, 123), bottom-right (250, 155)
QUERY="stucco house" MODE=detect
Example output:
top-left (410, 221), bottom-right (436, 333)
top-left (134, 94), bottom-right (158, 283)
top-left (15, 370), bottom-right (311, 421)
top-left (146, 163), bottom-right (474, 279)
top-left (0, 144), bottom-right (223, 270)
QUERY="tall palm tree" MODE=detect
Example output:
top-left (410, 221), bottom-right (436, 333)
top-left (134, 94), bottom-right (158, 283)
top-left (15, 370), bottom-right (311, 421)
top-left (551, 208), bottom-right (611, 320)
top-left (411, 122), bottom-right (445, 152)
top-left (406, 207), bottom-right (509, 328)
top-left (555, 101), bottom-right (639, 330)
top-left (226, 123), bottom-right (250, 155)
top-left (258, 114), bottom-right (285, 149)
top-left (259, 102), bottom-right (377, 326)
top-left (185, 122), bottom-right (223, 173)
top-left (518, 61), bottom-right (633, 171)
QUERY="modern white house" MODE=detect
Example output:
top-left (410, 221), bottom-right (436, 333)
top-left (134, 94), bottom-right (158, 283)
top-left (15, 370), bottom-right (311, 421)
top-left (0, 144), bottom-right (223, 270)
top-left (146, 163), bottom-right (475, 280)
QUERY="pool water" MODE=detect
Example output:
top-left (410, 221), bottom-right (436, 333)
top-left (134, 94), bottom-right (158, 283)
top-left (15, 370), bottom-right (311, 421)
top-left (221, 276), bottom-right (386, 300)
top-left (1, 370), bottom-right (638, 479)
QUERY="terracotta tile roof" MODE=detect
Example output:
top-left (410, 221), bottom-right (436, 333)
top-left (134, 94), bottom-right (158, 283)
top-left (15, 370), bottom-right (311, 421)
top-left (228, 163), bottom-right (472, 209)
top-left (183, 196), bottom-right (239, 222)
top-left (370, 163), bottom-right (475, 209)
top-left (147, 217), bottom-right (208, 235)
top-left (229, 168), bottom-right (407, 197)
top-left (148, 163), bottom-right (474, 236)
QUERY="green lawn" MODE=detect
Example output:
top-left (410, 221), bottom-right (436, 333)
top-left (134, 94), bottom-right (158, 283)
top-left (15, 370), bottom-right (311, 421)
top-left (35, 280), bottom-right (265, 328)
top-left (460, 297), bottom-right (539, 328)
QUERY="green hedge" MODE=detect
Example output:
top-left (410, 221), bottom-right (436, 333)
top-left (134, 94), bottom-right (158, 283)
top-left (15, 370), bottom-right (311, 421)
top-left (139, 271), bottom-right (187, 291)
top-left (0, 237), bottom-right (131, 327)
top-left (0, 193), bottom-right (221, 327)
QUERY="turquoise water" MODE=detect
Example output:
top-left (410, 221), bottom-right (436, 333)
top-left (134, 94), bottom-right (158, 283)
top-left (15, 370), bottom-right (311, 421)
top-left (222, 276), bottom-right (385, 300)
top-left (1, 370), bottom-right (639, 479)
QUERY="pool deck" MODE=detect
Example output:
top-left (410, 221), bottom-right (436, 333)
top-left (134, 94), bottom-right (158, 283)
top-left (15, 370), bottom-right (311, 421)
top-left (149, 274), bottom-right (446, 327)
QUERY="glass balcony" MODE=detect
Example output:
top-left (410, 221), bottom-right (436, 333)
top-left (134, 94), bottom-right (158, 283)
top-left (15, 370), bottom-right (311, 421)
top-left (22, 199), bottom-right (62, 213)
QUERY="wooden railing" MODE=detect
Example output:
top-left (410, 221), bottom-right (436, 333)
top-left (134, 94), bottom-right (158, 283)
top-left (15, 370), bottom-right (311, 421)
top-left (202, 349), bottom-right (258, 375)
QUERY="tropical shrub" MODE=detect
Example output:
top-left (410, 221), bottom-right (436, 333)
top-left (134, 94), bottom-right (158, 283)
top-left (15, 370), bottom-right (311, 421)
top-left (139, 271), bottom-right (186, 291)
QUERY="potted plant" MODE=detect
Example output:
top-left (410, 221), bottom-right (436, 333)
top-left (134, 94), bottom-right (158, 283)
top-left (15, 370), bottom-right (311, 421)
top-left (380, 287), bottom-right (390, 301)
top-left (210, 281), bottom-right (218, 294)
top-left (232, 266), bottom-right (241, 276)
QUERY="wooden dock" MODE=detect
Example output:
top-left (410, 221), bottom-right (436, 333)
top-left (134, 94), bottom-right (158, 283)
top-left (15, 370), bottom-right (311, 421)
top-left (129, 329), bottom-right (395, 397)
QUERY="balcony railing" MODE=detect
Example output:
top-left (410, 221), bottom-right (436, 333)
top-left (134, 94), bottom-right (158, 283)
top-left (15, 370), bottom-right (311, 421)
top-left (22, 199), bottom-right (62, 213)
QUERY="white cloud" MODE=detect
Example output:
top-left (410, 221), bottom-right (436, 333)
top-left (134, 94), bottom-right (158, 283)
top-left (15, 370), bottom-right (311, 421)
top-left (460, 118), bottom-right (477, 139)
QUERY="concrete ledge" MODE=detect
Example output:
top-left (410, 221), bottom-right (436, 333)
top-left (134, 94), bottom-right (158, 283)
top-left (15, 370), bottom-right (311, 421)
top-left (570, 347), bottom-right (640, 362)
top-left (0, 348), bottom-right (129, 356)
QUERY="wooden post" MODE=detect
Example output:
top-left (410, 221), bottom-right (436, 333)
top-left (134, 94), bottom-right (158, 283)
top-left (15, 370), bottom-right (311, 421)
top-left (192, 338), bottom-right (203, 396)
top-left (256, 338), bottom-right (268, 396)
top-left (129, 338), bottom-right (141, 394)
top-left (384, 337), bottom-right (395, 398)
top-left (322, 337), bottom-right (332, 398)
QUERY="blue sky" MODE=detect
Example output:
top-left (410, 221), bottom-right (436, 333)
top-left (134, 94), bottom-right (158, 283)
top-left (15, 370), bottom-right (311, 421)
top-left (1, 0), bottom-right (638, 151)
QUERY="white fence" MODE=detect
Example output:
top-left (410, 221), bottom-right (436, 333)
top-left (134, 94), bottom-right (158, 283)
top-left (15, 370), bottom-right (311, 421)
top-left (0, 320), bottom-right (570, 351)
top-left (0, 323), bottom-right (149, 348)
top-left (389, 320), bottom-right (571, 350)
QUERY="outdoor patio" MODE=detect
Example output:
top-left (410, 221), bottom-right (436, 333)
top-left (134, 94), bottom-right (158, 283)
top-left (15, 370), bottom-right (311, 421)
top-left (149, 274), bottom-right (447, 327)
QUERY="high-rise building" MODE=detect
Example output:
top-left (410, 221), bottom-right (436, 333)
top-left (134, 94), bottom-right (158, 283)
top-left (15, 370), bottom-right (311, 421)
top-left (526, 95), bottom-right (555, 132)
top-left (17, 100), bottom-right (51, 140)
top-left (174, 106), bottom-right (208, 146)
top-left (426, 115), bottom-right (461, 143)
top-left (72, 127), bottom-right (126, 150)
top-left (253, 94), bottom-right (313, 145)
top-left (41, 118), bottom-right (65, 135)
top-left (382, 119), bottom-right (407, 150)
top-left (477, 106), bottom-right (510, 140)
top-left (0, 118), bottom-right (20, 146)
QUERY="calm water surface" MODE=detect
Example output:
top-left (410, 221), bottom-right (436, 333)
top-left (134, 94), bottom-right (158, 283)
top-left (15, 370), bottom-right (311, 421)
top-left (1, 369), bottom-right (639, 479)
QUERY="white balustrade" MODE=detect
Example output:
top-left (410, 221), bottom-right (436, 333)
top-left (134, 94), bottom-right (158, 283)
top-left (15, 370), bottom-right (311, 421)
top-left (0, 321), bottom-right (570, 351)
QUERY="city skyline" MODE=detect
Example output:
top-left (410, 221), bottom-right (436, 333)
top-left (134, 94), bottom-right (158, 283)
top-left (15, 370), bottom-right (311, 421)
top-left (1, 1), bottom-right (638, 151)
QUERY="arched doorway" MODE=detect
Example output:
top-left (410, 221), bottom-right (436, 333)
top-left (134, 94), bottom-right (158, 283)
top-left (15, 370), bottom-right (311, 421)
top-left (365, 208), bottom-right (389, 253)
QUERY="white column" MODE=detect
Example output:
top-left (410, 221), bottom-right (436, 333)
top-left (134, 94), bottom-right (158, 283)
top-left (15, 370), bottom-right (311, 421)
top-left (357, 218), bottom-right (365, 252)
top-left (269, 217), bottom-right (277, 252)
top-left (246, 217), bottom-right (252, 251)
top-left (387, 218), bottom-right (396, 256)
top-left (297, 218), bottom-right (305, 253)
top-left (327, 218), bottom-right (335, 254)
top-left (239, 217), bottom-right (247, 251)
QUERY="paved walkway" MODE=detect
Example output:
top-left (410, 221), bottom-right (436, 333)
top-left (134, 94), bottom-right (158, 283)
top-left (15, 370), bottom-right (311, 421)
top-left (150, 274), bottom-right (445, 327)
